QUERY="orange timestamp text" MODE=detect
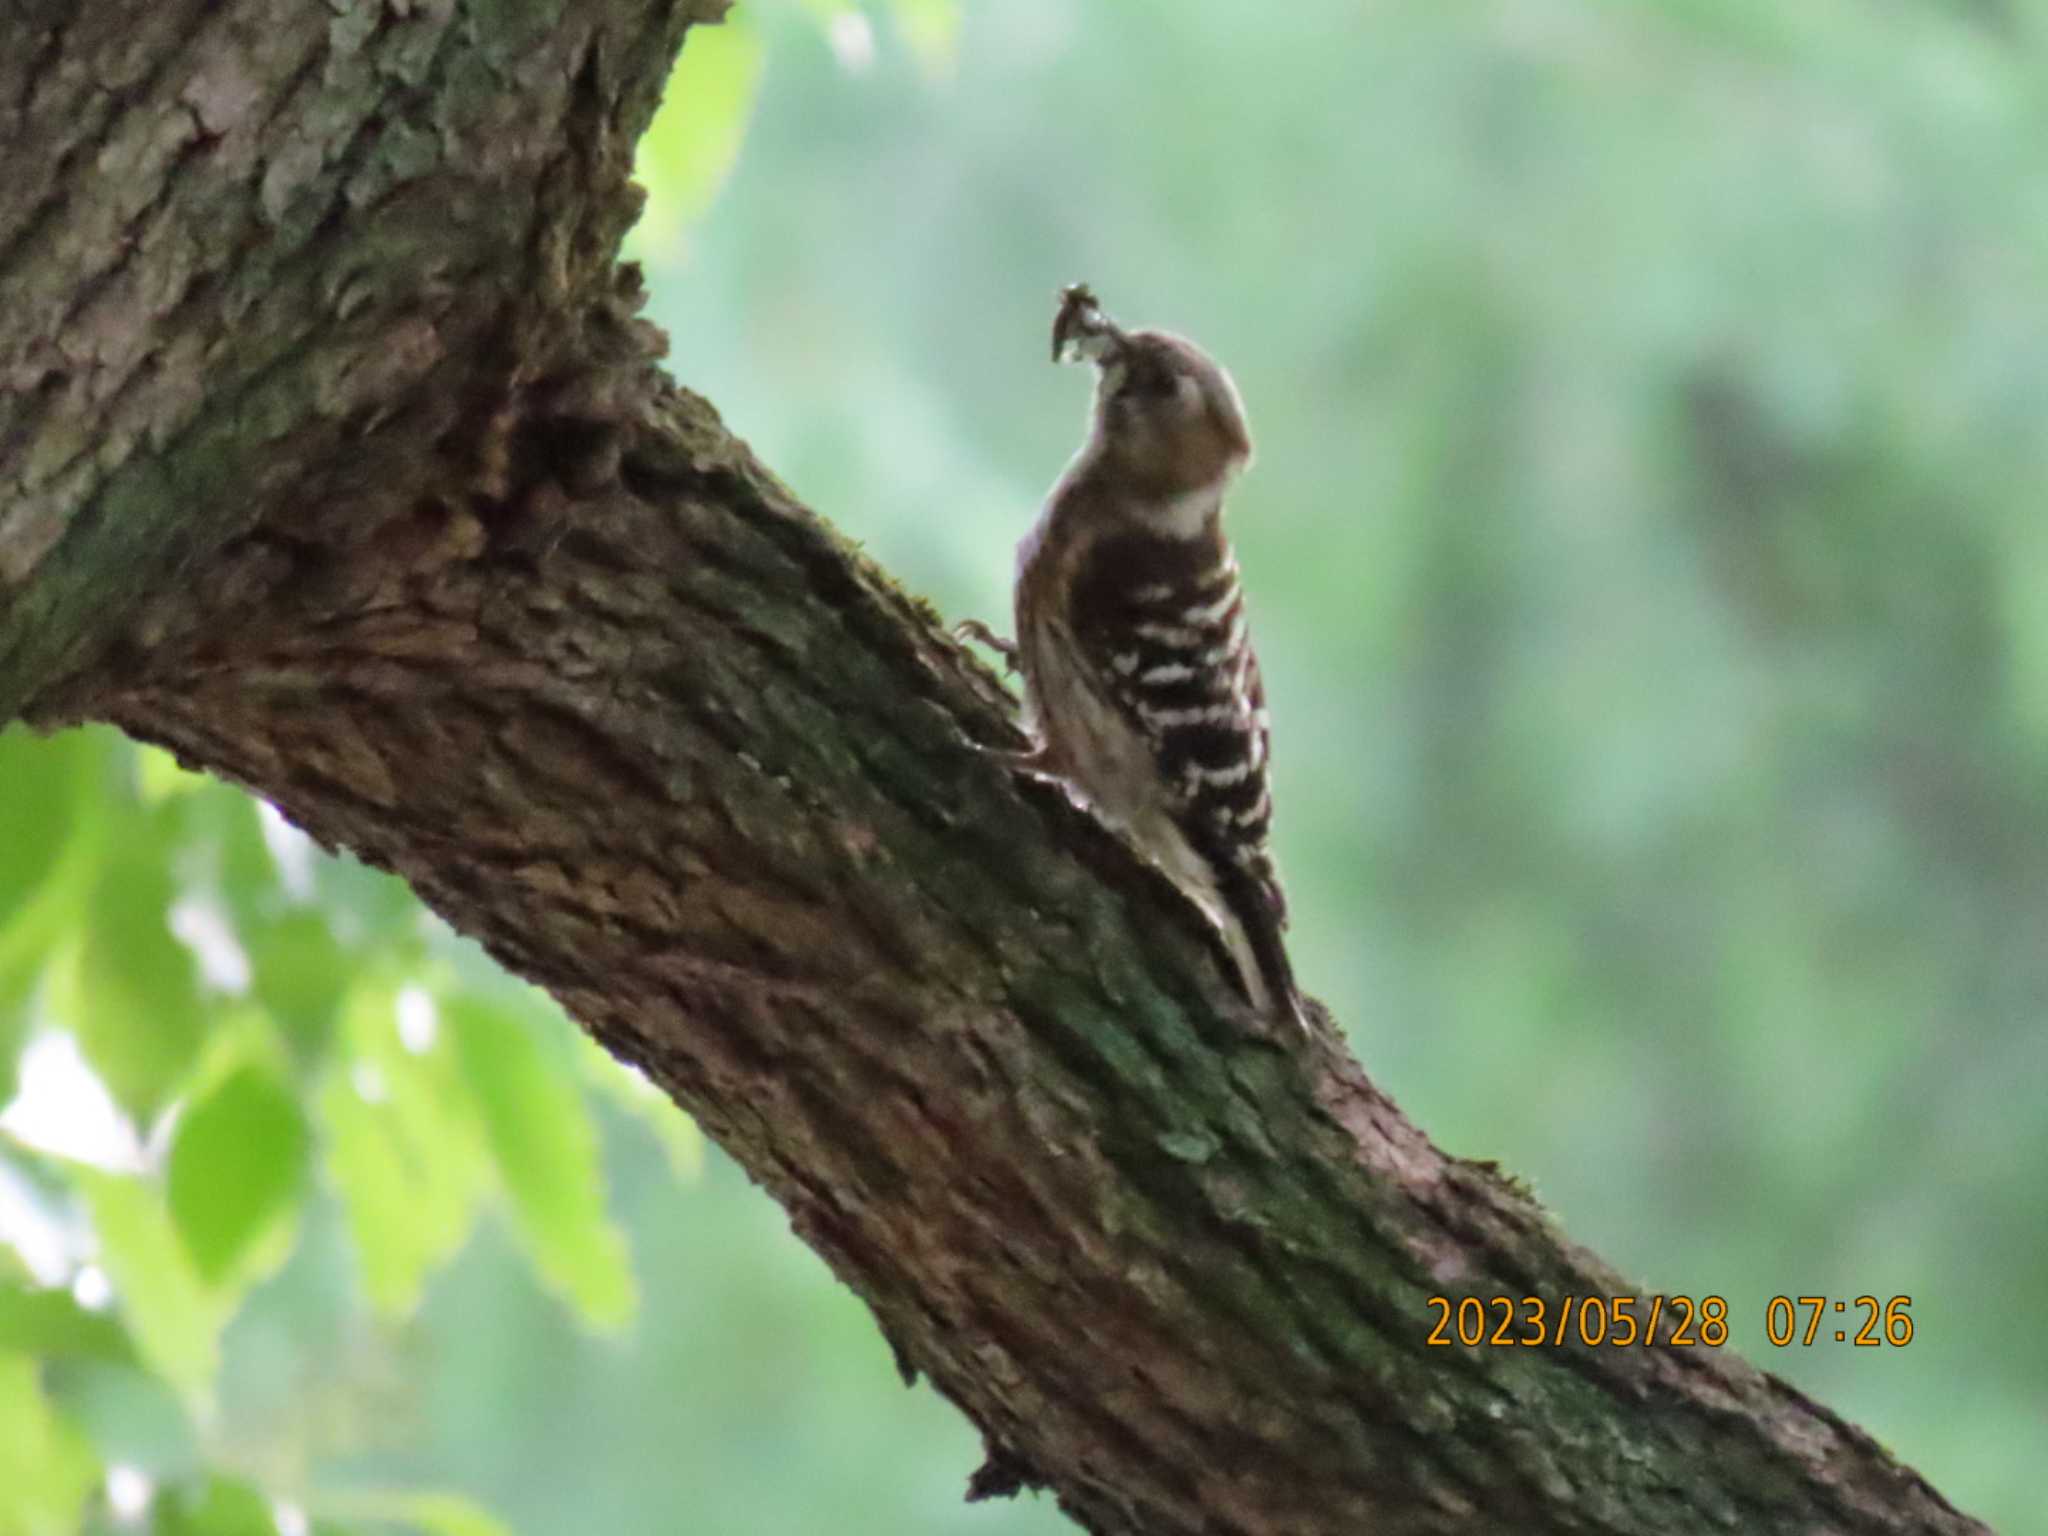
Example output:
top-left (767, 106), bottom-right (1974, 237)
top-left (1764, 1295), bottom-right (1913, 1347)
top-left (1425, 1293), bottom-right (1729, 1349)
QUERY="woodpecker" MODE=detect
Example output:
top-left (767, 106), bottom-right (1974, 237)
top-left (980, 284), bottom-right (1305, 1032)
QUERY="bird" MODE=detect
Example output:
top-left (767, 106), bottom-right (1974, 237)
top-left (965, 284), bottom-right (1306, 1033)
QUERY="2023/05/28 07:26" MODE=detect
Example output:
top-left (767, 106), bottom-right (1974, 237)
top-left (1425, 1293), bottom-right (1917, 1349)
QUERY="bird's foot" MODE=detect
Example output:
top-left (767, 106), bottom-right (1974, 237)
top-left (954, 618), bottom-right (1020, 673)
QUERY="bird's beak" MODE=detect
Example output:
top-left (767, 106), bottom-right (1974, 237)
top-left (1052, 283), bottom-right (1127, 366)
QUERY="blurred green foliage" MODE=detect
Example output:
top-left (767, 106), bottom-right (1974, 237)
top-left (0, 723), bottom-right (692, 1534)
top-left (2, 0), bottom-right (2043, 1532)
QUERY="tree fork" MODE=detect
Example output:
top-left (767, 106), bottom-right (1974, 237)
top-left (0, 2), bottom-right (1990, 1532)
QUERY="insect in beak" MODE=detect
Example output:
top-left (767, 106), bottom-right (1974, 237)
top-left (1052, 282), bottom-right (1127, 366)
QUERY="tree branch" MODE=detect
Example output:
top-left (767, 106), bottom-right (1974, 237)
top-left (0, 2), bottom-right (1991, 1532)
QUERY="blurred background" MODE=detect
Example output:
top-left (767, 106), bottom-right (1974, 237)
top-left (3, 0), bottom-right (2044, 1531)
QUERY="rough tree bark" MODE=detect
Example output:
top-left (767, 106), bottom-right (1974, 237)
top-left (0, 3), bottom-right (1992, 1534)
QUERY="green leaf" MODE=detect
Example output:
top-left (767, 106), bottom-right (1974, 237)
top-left (0, 728), bottom-right (114, 1104)
top-left (0, 1280), bottom-right (136, 1365)
top-left (0, 983), bottom-right (32, 1116)
top-left (397, 1492), bottom-right (515, 1536)
top-left (0, 726), bottom-right (92, 919)
top-left (151, 1475), bottom-right (276, 1536)
top-left (446, 999), bottom-right (634, 1330)
top-left (318, 1072), bottom-right (442, 1319)
top-left (248, 912), bottom-right (350, 1064)
top-left (61, 851), bottom-right (206, 1123)
top-left (167, 1065), bottom-right (309, 1284)
top-left (132, 746), bottom-right (210, 805)
top-left (72, 1169), bottom-right (222, 1406)
top-left (317, 983), bottom-right (489, 1319)
top-left (321, 1490), bottom-right (513, 1536)
top-left (628, 11), bottom-right (765, 259)
top-left (0, 1355), bottom-right (101, 1536)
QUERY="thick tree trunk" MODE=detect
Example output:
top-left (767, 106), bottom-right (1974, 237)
top-left (0, 3), bottom-right (1992, 1533)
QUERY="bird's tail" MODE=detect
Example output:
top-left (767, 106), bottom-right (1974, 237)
top-left (1215, 862), bottom-right (1311, 1035)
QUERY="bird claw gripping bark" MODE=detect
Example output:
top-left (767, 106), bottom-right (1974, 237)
top-left (953, 616), bottom-right (1020, 673)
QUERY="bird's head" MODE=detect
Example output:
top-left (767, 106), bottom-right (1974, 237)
top-left (1054, 284), bottom-right (1252, 502)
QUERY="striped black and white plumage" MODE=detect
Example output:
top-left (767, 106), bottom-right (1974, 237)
top-left (1009, 286), bottom-right (1303, 1030)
